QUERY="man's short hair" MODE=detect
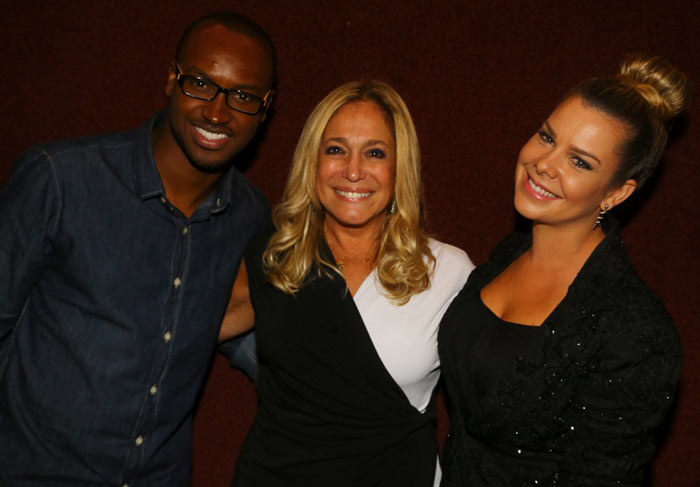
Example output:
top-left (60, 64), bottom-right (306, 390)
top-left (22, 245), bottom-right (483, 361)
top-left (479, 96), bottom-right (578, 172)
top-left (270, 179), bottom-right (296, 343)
top-left (176, 12), bottom-right (277, 83)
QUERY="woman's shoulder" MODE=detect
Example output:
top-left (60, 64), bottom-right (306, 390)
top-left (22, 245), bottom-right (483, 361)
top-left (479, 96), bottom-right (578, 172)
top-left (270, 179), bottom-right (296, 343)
top-left (563, 245), bottom-right (681, 374)
top-left (488, 232), bottom-right (531, 263)
top-left (428, 239), bottom-right (473, 267)
top-left (244, 228), bottom-right (276, 272)
top-left (599, 265), bottom-right (677, 336)
top-left (576, 232), bottom-right (676, 335)
top-left (428, 238), bottom-right (475, 284)
top-left (459, 232), bottom-right (529, 287)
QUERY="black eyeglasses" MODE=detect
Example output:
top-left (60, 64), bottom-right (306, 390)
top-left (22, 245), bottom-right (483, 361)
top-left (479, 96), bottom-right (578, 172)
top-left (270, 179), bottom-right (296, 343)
top-left (174, 63), bottom-right (273, 116)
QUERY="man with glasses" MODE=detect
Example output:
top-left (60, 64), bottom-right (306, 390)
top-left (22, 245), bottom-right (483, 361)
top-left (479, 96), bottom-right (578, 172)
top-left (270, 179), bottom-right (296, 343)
top-left (0, 12), bottom-right (274, 486)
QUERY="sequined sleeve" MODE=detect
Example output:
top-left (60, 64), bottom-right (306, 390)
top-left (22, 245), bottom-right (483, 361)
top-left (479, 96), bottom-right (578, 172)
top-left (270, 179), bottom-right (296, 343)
top-left (559, 301), bottom-right (681, 485)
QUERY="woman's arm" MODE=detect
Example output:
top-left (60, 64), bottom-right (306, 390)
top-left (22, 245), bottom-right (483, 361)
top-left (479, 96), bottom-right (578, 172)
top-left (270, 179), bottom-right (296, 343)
top-left (218, 259), bottom-right (255, 342)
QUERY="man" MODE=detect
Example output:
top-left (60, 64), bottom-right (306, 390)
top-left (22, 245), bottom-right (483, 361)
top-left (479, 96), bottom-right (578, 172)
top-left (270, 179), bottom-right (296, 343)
top-left (0, 12), bottom-right (274, 486)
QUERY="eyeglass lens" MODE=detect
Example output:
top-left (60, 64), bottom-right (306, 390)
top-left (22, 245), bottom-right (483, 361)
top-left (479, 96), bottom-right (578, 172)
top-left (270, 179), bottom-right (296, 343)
top-left (180, 77), bottom-right (262, 114)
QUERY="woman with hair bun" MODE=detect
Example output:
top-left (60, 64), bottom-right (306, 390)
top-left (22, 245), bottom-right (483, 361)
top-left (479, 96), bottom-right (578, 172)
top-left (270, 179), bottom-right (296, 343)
top-left (438, 54), bottom-right (688, 486)
top-left (221, 80), bottom-right (474, 486)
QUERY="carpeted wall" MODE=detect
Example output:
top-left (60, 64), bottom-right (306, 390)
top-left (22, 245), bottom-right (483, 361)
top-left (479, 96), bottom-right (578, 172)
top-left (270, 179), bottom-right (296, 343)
top-left (2, 1), bottom-right (698, 485)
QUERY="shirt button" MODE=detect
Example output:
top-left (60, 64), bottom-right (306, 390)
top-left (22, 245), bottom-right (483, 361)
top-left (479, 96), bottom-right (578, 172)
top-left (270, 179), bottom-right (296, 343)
top-left (135, 436), bottom-right (144, 446)
top-left (173, 277), bottom-right (182, 288)
top-left (164, 331), bottom-right (172, 342)
top-left (123, 484), bottom-right (130, 487)
top-left (182, 226), bottom-right (189, 236)
top-left (150, 385), bottom-right (158, 395)
top-left (160, 197), bottom-right (166, 204)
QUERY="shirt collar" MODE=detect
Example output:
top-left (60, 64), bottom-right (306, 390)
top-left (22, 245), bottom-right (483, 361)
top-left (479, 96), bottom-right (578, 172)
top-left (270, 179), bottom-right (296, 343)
top-left (132, 111), bottom-right (236, 214)
top-left (209, 158), bottom-right (236, 214)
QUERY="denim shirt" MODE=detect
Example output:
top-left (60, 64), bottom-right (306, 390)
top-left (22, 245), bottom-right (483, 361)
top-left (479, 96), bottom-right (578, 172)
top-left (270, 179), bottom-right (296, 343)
top-left (0, 113), bottom-right (270, 486)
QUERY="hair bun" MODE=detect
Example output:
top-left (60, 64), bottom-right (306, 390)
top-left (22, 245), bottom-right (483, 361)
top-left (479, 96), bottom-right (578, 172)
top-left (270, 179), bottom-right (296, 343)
top-left (617, 53), bottom-right (689, 122)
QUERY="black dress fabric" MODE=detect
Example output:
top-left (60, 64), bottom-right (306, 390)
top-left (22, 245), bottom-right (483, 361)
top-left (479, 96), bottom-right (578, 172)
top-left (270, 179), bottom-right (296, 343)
top-left (232, 232), bottom-right (437, 487)
top-left (456, 290), bottom-right (544, 420)
top-left (438, 221), bottom-right (681, 486)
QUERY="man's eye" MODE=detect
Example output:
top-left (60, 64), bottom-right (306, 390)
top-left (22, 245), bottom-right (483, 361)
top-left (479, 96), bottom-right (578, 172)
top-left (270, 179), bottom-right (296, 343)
top-left (234, 91), bottom-right (252, 102)
top-left (191, 79), bottom-right (211, 89)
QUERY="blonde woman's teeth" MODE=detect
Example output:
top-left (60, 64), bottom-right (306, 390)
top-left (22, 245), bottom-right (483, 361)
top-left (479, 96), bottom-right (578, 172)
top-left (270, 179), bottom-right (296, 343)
top-left (336, 189), bottom-right (371, 199)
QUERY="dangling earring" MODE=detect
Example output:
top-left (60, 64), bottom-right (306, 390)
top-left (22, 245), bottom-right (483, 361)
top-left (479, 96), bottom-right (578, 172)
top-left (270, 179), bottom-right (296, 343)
top-left (593, 203), bottom-right (609, 230)
top-left (389, 200), bottom-right (397, 214)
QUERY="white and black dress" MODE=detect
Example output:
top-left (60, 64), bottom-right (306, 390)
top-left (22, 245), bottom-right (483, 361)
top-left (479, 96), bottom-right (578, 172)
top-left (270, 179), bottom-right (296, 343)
top-left (232, 234), bottom-right (473, 487)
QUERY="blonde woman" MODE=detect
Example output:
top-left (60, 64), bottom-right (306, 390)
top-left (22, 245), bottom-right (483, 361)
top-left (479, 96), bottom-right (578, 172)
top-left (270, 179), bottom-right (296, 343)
top-left (438, 54), bottom-right (688, 486)
top-left (220, 81), bottom-right (473, 486)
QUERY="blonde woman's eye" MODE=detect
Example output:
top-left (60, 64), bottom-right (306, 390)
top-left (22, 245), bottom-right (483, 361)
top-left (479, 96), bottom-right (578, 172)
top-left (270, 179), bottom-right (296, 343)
top-left (325, 146), bottom-right (343, 155)
top-left (367, 149), bottom-right (386, 159)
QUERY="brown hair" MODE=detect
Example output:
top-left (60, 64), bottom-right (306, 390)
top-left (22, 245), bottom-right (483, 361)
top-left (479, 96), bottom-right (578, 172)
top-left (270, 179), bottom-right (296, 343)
top-left (572, 53), bottom-right (689, 188)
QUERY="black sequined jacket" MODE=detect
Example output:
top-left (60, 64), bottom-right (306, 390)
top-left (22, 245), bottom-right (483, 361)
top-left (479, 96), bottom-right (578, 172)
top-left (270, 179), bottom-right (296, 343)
top-left (438, 223), bottom-right (682, 486)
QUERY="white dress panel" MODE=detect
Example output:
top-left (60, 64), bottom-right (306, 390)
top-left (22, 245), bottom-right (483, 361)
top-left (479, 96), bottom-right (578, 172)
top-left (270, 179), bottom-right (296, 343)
top-left (353, 239), bottom-right (474, 413)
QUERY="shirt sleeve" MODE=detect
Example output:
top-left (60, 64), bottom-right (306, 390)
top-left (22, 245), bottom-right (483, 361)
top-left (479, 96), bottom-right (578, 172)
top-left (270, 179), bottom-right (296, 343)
top-left (559, 307), bottom-right (681, 486)
top-left (215, 212), bottom-right (272, 374)
top-left (0, 147), bottom-right (60, 344)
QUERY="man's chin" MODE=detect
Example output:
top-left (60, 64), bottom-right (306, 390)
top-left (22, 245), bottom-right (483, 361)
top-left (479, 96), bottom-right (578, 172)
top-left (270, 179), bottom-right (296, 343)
top-left (187, 157), bottom-right (233, 174)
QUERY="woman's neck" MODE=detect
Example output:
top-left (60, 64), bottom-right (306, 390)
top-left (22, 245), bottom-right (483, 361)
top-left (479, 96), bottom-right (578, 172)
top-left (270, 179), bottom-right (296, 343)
top-left (323, 219), bottom-right (382, 295)
top-left (527, 221), bottom-right (605, 273)
top-left (323, 219), bottom-right (382, 257)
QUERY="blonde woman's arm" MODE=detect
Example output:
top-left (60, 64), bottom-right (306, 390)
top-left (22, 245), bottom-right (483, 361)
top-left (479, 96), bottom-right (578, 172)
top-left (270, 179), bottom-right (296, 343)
top-left (218, 260), bottom-right (255, 342)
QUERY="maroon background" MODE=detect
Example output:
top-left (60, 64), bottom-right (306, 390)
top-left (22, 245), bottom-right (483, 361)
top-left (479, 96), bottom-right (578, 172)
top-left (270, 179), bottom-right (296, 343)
top-left (2, 1), bottom-right (698, 485)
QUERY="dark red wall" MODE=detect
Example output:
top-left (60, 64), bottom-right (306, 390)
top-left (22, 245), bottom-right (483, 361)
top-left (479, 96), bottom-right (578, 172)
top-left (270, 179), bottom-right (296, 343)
top-left (2, 1), bottom-right (698, 485)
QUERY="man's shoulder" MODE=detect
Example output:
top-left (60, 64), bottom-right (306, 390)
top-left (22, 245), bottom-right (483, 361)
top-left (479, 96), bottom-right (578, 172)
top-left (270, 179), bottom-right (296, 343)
top-left (7, 126), bottom-right (143, 189)
top-left (29, 126), bottom-right (140, 162)
top-left (218, 168), bottom-right (271, 235)
top-left (227, 168), bottom-right (268, 207)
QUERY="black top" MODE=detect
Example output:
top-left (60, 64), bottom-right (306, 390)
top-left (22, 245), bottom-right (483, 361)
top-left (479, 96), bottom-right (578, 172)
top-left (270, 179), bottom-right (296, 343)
top-left (438, 222), bottom-right (681, 486)
top-left (232, 233), bottom-right (437, 487)
top-left (456, 290), bottom-right (544, 420)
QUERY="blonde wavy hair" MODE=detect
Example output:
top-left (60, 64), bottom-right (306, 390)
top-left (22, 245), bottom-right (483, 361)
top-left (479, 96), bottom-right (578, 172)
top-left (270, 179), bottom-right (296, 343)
top-left (262, 80), bottom-right (434, 304)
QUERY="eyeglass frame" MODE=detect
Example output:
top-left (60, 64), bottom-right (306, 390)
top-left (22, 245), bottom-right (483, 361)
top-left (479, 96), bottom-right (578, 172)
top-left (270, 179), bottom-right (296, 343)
top-left (173, 63), bottom-right (274, 116)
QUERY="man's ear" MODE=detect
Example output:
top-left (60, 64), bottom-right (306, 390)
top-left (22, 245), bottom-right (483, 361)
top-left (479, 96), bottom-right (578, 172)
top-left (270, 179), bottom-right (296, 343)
top-left (165, 62), bottom-right (178, 97)
top-left (603, 179), bottom-right (637, 210)
top-left (260, 92), bottom-right (275, 123)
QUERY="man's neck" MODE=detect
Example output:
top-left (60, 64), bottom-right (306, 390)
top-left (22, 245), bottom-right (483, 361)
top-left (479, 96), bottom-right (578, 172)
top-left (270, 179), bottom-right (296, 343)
top-left (151, 122), bottom-right (224, 218)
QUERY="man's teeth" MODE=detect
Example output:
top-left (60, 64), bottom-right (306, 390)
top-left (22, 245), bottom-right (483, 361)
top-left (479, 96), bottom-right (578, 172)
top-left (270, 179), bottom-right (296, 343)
top-left (195, 127), bottom-right (229, 141)
top-left (336, 189), bottom-right (371, 199)
top-left (528, 178), bottom-right (557, 198)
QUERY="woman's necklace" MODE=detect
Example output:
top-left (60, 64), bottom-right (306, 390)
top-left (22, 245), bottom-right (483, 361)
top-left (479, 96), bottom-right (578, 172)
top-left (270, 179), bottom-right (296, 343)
top-left (327, 243), bottom-right (376, 270)
top-left (324, 229), bottom-right (378, 271)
